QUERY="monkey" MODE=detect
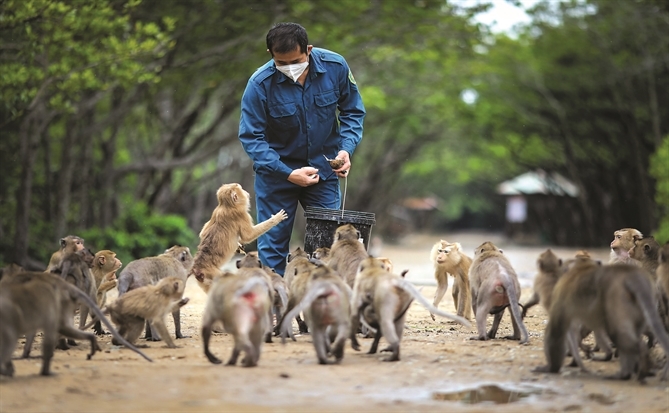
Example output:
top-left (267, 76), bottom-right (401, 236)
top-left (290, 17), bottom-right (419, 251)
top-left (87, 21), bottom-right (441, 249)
top-left (202, 271), bottom-right (272, 367)
top-left (88, 250), bottom-right (122, 335)
top-left (235, 252), bottom-right (277, 343)
top-left (104, 276), bottom-right (189, 349)
top-left (312, 247), bottom-right (331, 264)
top-left (521, 249), bottom-right (563, 319)
top-left (657, 242), bottom-right (669, 331)
top-left (533, 258), bottom-right (669, 381)
top-left (429, 240), bottom-right (472, 321)
top-left (328, 224), bottom-right (369, 288)
top-left (277, 259), bottom-right (316, 335)
top-left (629, 236), bottom-right (661, 277)
top-left (574, 250), bottom-right (591, 259)
top-left (609, 228), bottom-right (643, 265)
top-left (0, 271), bottom-right (151, 377)
top-left (468, 242), bottom-right (529, 344)
top-left (375, 257), bottom-right (394, 273)
top-left (284, 246), bottom-right (310, 290)
top-left (46, 235), bottom-right (85, 272)
top-left (117, 245), bottom-right (193, 341)
top-left (349, 257), bottom-right (470, 362)
top-left (280, 264), bottom-right (351, 364)
top-left (191, 183), bottom-right (288, 293)
top-left (0, 263), bottom-right (25, 281)
top-left (262, 265), bottom-right (289, 335)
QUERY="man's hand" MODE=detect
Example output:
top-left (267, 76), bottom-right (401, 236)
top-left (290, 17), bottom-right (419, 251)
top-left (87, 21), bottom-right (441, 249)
top-left (334, 150), bottom-right (351, 178)
top-left (288, 167), bottom-right (320, 187)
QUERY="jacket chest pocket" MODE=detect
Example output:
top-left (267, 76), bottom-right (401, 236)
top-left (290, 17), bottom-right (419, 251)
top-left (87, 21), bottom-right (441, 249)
top-left (268, 102), bottom-right (299, 144)
top-left (314, 90), bottom-right (338, 122)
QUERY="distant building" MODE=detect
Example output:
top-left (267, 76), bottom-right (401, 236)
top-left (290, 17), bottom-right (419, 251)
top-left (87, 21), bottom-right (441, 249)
top-left (497, 170), bottom-right (580, 245)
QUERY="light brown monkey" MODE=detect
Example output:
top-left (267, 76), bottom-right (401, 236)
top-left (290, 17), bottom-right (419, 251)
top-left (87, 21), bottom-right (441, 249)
top-left (0, 271), bottom-right (151, 377)
top-left (429, 240), bottom-right (472, 321)
top-left (312, 247), bottom-right (331, 263)
top-left (328, 224), bottom-right (368, 287)
top-left (629, 236), bottom-right (661, 277)
top-left (46, 235), bottom-right (85, 272)
top-left (349, 257), bottom-right (470, 362)
top-left (89, 250), bottom-right (122, 335)
top-left (609, 228), bottom-right (643, 265)
top-left (574, 250), bottom-right (591, 259)
top-left (533, 259), bottom-right (669, 381)
top-left (278, 259), bottom-right (316, 334)
top-left (105, 276), bottom-right (189, 349)
top-left (117, 245), bottom-right (193, 341)
top-left (236, 252), bottom-right (276, 343)
top-left (469, 242), bottom-right (529, 344)
top-left (0, 263), bottom-right (25, 281)
top-left (191, 183), bottom-right (288, 293)
top-left (202, 271), bottom-right (272, 367)
top-left (262, 265), bottom-right (289, 335)
top-left (284, 246), bottom-right (310, 290)
top-left (375, 257), bottom-right (394, 273)
top-left (280, 264), bottom-right (351, 364)
top-left (521, 249), bottom-right (563, 318)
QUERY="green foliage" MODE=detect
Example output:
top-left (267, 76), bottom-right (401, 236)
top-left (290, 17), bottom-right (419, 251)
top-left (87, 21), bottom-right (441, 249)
top-left (650, 135), bottom-right (669, 243)
top-left (80, 202), bottom-right (197, 266)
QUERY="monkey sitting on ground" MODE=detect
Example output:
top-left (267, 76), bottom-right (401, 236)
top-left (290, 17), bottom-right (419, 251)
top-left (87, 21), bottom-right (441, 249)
top-left (117, 245), bottom-right (193, 341)
top-left (191, 183), bottom-right (287, 293)
top-left (277, 258), bottom-right (316, 335)
top-left (533, 258), bottom-right (669, 381)
top-left (202, 271), bottom-right (272, 367)
top-left (469, 242), bottom-right (529, 344)
top-left (429, 240), bottom-right (472, 321)
top-left (0, 271), bottom-right (151, 377)
top-left (328, 224), bottom-right (369, 288)
top-left (280, 264), bottom-right (351, 364)
top-left (609, 228), bottom-right (643, 265)
top-left (105, 276), bottom-right (189, 349)
top-left (349, 257), bottom-right (470, 362)
top-left (46, 235), bottom-right (86, 272)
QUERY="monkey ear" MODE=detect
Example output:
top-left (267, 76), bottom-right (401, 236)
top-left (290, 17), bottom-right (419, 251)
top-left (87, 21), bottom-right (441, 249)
top-left (454, 242), bottom-right (462, 250)
top-left (232, 191), bottom-right (239, 203)
top-left (173, 281), bottom-right (179, 291)
top-left (644, 244), bottom-right (651, 253)
top-left (558, 259), bottom-right (563, 266)
top-left (499, 249), bottom-right (504, 254)
top-left (60, 238), bottom-right (67, 248)
top-left (236, 259), bottom-right (242, 269)
top-left (98, 256), bottom-right (106, 265)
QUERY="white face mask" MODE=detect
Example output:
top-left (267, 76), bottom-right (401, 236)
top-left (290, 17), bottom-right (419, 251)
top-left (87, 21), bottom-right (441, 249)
top-left (276, 61), bottom-right (309, 82)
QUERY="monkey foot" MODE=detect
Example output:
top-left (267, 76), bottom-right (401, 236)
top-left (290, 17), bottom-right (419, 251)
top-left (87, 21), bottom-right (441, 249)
top-left (531, 365), bottom-right (554, 374)
top-left (382, 356), bottom-right (400, 362)
top-left (502, 335), bottom-right (520, 341)
top-left (175, 334), bottom-right (191, 339)
top-left (469, 336), bottom-right (487, 341)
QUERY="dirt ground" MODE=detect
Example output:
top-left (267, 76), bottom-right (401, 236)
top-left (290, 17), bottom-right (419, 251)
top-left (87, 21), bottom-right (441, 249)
top-left (1, 232), bottom-right (668, 413)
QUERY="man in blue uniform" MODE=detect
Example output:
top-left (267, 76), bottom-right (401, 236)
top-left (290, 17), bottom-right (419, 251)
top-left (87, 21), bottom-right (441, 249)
top-left (239, 22), bottom-right (365, 275)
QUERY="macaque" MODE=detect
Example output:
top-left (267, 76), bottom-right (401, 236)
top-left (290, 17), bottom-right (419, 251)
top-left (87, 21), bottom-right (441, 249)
top-left (328, 224), bottom-right (368, 287)
top-left (284, 246), bottom-right (310, 290)
top-left (46, 235), bottom-right (85, 272)
top-left (468, 242), bottom-right (528, 344)
top-left (629, 236), bottom-right (661, 277)
top-left (534, 259), bottom-right (669, 381)
top-left (280, 264), bottom-right (351, 364)
top-left (117, 245), bottom-right (193, 341)
top-left (90, 250), bottom-right (122, 335)
top-left (521, 249), bottom-right (563, 318)
top-left (312, 247), bottom-right (331, 264)
top-left (191, 183), bottom-right (287, 292)
top-left (106, 277), bottom-right (189, 349)
top-left (236, 252), bottom-right (276, 343)
top-left (277, 259), bottom-right (316, 334)
top-left (202, 272), bottom-right (272, 367)
top-left (0, 271), bottom-right (151, 377)
top-left (609, 228), bottom-right (643, 265)
top-left (429, 240), bottom-right (472, 321)
top-left (350, 257), bottom-right (470, 362)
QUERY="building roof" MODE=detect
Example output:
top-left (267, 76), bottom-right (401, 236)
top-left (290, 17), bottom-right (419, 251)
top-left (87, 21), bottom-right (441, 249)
top-left (497, 170), bottom-right (579, 197)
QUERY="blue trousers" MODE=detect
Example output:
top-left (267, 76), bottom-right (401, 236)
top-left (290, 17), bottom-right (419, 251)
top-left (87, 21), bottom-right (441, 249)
top-left (255, 174), bottom-right (340, 276)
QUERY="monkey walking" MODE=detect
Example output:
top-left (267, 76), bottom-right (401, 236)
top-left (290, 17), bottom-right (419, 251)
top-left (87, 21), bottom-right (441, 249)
top-left (235, 252), bottom-right (279, 343)
top-left (284, 246), bottom-right (310, 290)
top-left (278, 258), bottom-right (316, 335)
top-left (117, 245), bottom-right (193, 341)
top-left (534, 258), bottom-right (669, 381)
top-left (0, 271), bottom-right (152, 377)
top-left (191, 183), bottom-right (287, 293)
top-left (280, 265), bottom-right (351, 365)
top-left (469, 242), bottom-right (529, 344)
top-left (349, 257), bottom-right (470, 362)
top-left (202, 272), bottom-right (272, 367)
top-left (429, 240), bottom-right (473, 321)
top-left (328, 224), bottom-right (369, 288)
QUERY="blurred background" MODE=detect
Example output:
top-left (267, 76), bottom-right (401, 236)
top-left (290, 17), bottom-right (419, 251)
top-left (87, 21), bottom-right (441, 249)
top-left (1, 0), bottom-right (667, 269)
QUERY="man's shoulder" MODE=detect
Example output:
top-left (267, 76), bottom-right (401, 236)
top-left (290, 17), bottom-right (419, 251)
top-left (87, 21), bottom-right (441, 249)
top-left (248, 60), bottom-right (276, 84)
top-left (311, 47), bottom-right (347, 67)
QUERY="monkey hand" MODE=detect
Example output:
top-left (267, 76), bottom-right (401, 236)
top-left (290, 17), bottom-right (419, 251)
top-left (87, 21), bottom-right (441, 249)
top-left (272, 209), bottom-right (288, 223)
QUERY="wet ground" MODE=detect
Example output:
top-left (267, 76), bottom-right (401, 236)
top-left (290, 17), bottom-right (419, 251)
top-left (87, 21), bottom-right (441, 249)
top-left (1, 232), bottom-right (667, 413)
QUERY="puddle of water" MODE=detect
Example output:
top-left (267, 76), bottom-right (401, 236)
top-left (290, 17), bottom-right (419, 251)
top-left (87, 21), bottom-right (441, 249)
top-left (432, 384), bottom-right (544, 404)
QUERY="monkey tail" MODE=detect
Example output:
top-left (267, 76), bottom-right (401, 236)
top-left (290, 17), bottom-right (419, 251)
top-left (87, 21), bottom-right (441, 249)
top-left (394, 278), bottom-right (471, 328)
top-left (234, 277), bottom-right (270, 300)
top-left (63, 280), bottom-right (153, 362)
top-left (626, 273), bottom-right (669, 380)
top-left (80, 306), bottom-right (110, 330)
top-left (276, 285), bottom-right (289, 315)
top-left (502, 275), bottom-right (529, 344)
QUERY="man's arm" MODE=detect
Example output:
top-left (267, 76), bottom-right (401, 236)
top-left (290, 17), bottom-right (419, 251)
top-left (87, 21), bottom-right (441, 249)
top-left (336, 61), bottom-right (366, 157)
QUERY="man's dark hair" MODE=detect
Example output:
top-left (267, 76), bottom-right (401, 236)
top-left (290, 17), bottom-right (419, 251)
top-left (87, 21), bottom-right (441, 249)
top-left (266, 22), bottom-right (308, 55)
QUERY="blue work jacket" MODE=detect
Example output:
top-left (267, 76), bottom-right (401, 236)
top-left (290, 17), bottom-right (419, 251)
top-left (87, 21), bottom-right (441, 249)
top-left (239, 47), bottom-right (365, 181)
